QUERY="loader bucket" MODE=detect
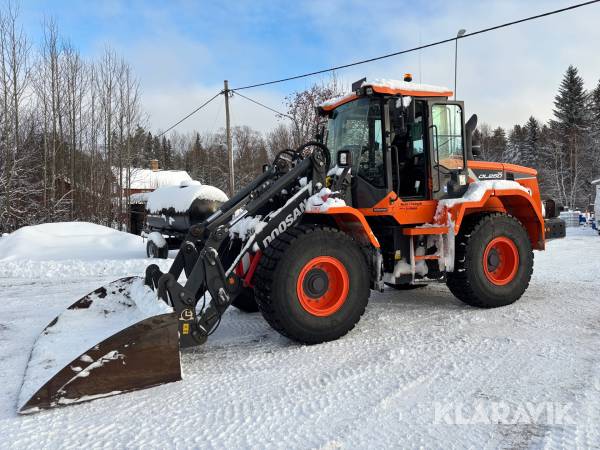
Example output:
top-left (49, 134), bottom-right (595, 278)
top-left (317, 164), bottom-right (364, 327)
top-left (18, 277), bottom-right (182, 414)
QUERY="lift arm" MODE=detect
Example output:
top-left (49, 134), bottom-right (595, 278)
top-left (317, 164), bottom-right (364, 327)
top-left (145, 143), bottom-right (329, 348)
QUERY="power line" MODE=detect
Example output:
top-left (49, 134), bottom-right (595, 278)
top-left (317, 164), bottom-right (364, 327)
top-left (232, 0), bottom-right (600, 91)
top-left (232, 90), bottom-right (300, 134)
top-left (232, 90), bottom-right (293, 122)
top-left (208, 96), bottom-right (224, 133)
top-left (156, 91), bottom-right (222, 137)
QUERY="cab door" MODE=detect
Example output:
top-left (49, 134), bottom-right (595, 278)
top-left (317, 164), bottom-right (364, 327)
top-left (427, 101), bottom-right (469, 199)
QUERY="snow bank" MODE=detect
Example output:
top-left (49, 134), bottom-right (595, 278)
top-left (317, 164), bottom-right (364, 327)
top-left (0, 222), bottom-right (145, 261)
top-left (0, 258), bottom-right (171, 280)
top-left (146, 184), bottom-right (228, 213)
top-left (18, 277), bottom-right (172, 411)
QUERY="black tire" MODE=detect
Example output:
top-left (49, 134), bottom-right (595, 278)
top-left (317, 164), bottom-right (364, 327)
top-left (231, 288), bottom-right (259, 313)
top-left (385, 282), bottom-right (427, 290)
top-left (447, 213), bottom-right (533, 308)
top-left (254, 225), bottom-right (370, 344)
top-left (146, 240), bottom-right (168, 259)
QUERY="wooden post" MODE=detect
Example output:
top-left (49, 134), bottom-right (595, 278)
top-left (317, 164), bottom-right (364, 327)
top-left (224, 80), bottom-right (234, 195)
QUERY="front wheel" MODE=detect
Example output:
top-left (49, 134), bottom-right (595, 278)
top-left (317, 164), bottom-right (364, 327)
top-left (447, 213), bottom-right (533, 308)
top-left (254, 225), bottom-right (370, 344)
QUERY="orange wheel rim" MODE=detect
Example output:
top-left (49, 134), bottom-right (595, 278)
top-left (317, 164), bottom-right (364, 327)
top-left (483, 237), bottom-right (519, 286)
top-left (296, 256), bottom-right (349, 317)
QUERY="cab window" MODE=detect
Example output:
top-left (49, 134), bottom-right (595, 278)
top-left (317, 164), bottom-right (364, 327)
top-left (326, 98), bottom-right (385, 188)
top-left (431, 104), bottom-right (464, 170)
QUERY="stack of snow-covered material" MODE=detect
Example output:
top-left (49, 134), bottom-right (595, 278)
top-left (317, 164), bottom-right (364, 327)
top-left (559, 211), bottom-right (581, 228)
top-left (145, 181), bottom-right (228, 232)
top-left (0, 222), bottom-right (145, 261)
top-left (146, 180), bottom-right (228, 213)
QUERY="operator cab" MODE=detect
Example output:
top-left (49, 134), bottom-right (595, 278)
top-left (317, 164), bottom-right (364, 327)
top-left (319, 77), bottom-right (469, 209)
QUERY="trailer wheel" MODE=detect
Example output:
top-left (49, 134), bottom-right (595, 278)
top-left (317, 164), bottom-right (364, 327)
top-left (447, 213), bottom-right (533, 308)
top-left (146, 240), bottom-right (168, 259)
top-left (254, 225), bottom-right (370, 344)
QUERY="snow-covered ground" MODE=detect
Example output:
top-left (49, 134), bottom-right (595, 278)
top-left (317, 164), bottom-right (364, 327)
top-left (0, 227), bottom-right (599, 448)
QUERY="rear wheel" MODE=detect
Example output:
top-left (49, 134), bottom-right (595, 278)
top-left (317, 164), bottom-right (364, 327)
top-left (447, 213), bottom-right (533, 308)
top-left (254, 225), bottom-right (370, 344)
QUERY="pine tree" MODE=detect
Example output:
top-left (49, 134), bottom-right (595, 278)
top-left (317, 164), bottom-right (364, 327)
top-left (523, 117), bottom-right (540, 169)
top-left (487, 127), bottom-right (507, 162)
top-left (161, 136), bottom-right (172, 169)
top-left (195, 133), bottom-right (208, 183)
top-left (589, 80), bottom-right (600, 183)
top-left (129, 126), bottom-right (147, 166)
top-left (551, 65), bottom-right (591, 208)
top-left (504, 125), bottom-right (527, 163)
top-left (143, 132), bottom-right (154, 166)
top-left (552, 65), bottom-right (588, 129)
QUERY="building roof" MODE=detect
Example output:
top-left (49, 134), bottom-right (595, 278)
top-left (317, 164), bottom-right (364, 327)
top-left (320, 78), bottom-right (453, 111)
top-left (114, 167), bottom-right (192, 190)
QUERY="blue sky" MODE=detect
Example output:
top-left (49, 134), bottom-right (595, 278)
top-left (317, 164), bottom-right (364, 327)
top-left (17, 0), bottom-right (600, 134)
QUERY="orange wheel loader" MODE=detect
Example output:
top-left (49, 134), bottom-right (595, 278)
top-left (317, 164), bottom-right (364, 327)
top-left (18, 77), bottom-right (565, 413)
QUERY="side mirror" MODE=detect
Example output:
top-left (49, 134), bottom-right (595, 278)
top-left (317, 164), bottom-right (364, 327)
top-left (471, 144), bottom-right (481, 158)
top-left (262, 164), bottom-right (270, 173)
top-left (337, 150), bottom-right (352, 167)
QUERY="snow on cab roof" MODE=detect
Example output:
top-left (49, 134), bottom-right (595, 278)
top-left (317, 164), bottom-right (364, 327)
top-left (114, 167), bottom-right (193, 190)
top-left (320, 78), bottom-right (453, 111)
top-left (592, 178), bottom-right (600, 185)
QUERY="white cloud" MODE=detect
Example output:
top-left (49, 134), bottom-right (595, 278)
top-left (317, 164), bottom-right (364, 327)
top-left (301, 0), bottom-right (600, 129)
top-left (107, 0), bottom-right (600, 134)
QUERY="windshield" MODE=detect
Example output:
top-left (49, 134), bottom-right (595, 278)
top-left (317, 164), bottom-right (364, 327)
top-left (326, 98), bottom-right (385, 188)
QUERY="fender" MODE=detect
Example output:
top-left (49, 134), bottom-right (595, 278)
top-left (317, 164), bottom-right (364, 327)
top-left (445, 189), bottom-right (545, 250)
top-left (306, 206), bottom-right (380, 248)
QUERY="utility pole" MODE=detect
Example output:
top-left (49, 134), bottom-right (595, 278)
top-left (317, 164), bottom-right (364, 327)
top-left (224, 80), bottom-right (234, 195)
